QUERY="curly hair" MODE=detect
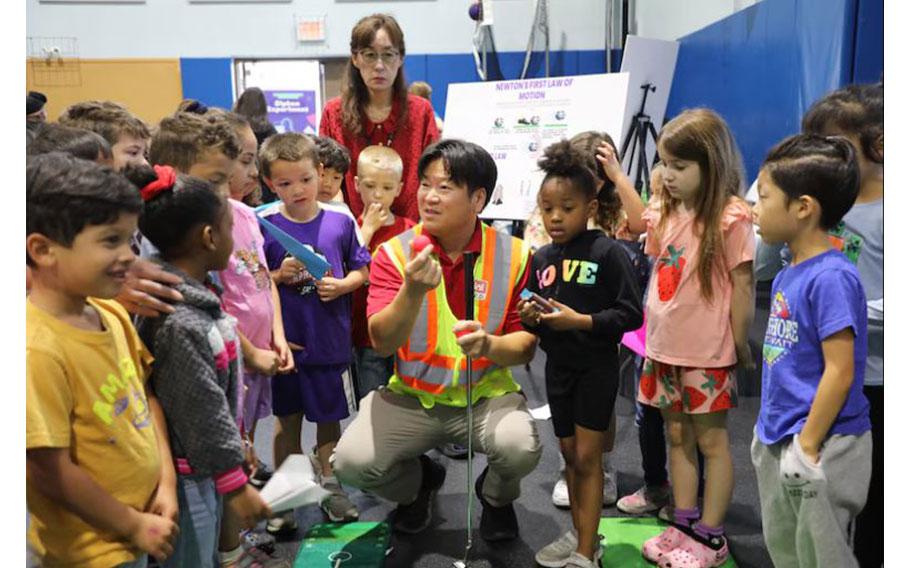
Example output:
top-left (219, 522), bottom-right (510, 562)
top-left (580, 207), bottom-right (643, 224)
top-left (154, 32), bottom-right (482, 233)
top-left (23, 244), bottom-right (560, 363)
top-left (149, 111), bottom-right (240, 172)
top-left (568, 131), bottom-right (624, 235)
top-left (58, 100), bottom-right (151, 145)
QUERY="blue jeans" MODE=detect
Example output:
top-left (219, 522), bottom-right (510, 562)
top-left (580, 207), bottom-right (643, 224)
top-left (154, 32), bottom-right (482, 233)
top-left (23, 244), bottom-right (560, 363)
top-left (164, 474), bottom-right (222, 568)
top-left (353, 347), bottom-right (394, 404)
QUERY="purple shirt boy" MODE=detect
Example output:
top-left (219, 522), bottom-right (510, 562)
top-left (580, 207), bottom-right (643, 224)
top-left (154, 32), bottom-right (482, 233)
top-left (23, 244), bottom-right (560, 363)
top-left (260, 204), bottom-right (371, 367)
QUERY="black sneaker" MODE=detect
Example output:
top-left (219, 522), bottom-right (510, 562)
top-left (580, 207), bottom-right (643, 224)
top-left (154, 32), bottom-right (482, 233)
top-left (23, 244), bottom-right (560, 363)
top-left (393, 455), bottom-right (446, 534)
top-left (475, 466), bottom-right (519, 541)
top-left (249, 460), bottom-right (274, 489)
top-left (438, 443), bottom-right (469, 459)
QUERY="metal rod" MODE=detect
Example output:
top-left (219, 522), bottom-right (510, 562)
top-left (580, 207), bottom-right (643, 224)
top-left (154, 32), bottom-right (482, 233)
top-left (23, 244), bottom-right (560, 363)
top-left (460, 251), bottom-right (478, 568)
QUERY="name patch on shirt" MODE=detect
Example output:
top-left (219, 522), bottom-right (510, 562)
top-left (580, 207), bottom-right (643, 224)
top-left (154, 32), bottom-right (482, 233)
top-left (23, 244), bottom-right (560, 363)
top-left (474, 279), bottom-right (488, 301)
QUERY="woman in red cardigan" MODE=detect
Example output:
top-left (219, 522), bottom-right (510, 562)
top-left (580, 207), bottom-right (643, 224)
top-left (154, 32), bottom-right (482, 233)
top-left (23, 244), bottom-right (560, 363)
top-left (320, 14), bottom-right (440, 223)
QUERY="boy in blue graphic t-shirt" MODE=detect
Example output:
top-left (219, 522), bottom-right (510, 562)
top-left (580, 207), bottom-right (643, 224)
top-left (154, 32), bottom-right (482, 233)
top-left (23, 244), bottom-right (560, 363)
top-left (751, 133), bottom-right (871, 568)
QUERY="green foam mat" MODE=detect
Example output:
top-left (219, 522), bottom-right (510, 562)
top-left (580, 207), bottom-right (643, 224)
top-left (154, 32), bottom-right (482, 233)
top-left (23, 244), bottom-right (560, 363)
top-left (295, 522), bottom-right (391, 567)
top-left (598, 517), bottom-right (738, 567)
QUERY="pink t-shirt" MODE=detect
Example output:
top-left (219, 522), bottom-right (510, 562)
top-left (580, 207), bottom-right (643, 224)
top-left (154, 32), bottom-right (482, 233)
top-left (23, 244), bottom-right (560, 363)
top-left (219, 199), bottom-right (274, 350)
top-left (643, 198), bottom-right (755, 368)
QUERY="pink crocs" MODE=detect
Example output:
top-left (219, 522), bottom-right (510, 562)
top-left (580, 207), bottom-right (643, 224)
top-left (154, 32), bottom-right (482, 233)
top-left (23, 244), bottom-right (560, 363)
top-left (658, 531), bottom-right (729, 568)
top-left (642, 525), bottom-right (690, 563)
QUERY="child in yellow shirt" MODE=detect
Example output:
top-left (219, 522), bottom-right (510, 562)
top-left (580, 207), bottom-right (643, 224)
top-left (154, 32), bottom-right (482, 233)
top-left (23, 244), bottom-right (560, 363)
top-left (26, 153), bottom-right (178, 567)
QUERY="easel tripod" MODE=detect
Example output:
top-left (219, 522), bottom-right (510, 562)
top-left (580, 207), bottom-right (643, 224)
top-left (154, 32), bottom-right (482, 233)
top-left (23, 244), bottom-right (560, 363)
top-left (620, 83), bottom-right (659, 202)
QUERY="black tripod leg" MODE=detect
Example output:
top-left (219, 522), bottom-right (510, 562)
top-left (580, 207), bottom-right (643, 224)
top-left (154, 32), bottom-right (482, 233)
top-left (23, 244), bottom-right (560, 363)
top-left (648, 121), bottom-right (660, 145)
top-left (620, 117), bottom-right (639, 177)
top-left (636, 122), bottom-right (650, 193)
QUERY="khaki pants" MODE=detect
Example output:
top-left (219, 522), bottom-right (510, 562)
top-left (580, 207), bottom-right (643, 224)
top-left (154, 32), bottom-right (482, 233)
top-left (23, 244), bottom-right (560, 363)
top-left (331, 388), bottom-right (541, 507)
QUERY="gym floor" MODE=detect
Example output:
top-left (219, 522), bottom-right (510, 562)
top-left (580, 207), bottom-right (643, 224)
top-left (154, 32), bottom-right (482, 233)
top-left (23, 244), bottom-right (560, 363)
top-left (254, 345), bottom-right (774, 568)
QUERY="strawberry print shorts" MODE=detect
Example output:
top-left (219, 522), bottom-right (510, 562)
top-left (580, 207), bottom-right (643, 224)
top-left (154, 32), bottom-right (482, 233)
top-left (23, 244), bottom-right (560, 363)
top-left (637, 358), bottom-right (738, 414)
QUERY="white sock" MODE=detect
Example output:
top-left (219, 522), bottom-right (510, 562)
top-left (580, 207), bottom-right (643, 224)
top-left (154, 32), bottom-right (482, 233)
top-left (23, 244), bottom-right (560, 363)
top-left (218, 545), bottom-right (242, 567)
top-left (602, 451), bottom-right (612, 471)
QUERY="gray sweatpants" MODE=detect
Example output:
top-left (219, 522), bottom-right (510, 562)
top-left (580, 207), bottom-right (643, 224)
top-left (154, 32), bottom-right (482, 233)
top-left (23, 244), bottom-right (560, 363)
top-left (751, 429), bottom-right (872, 568)
top-left (331, 389), bottom-right (541, 507)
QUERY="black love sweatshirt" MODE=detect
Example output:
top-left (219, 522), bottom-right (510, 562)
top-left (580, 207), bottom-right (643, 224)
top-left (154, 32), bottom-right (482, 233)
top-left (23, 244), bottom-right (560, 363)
top-left (525, 229), bottom-right (644, 370)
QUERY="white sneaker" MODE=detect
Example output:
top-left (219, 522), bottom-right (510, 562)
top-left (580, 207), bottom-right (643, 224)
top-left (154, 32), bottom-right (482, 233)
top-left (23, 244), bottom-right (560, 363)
top-left (552, 471), bottom-right (570, 508)
top-left (535, 529), bottom-right (577, 567)
top-left (551, 469), bottom-right (618, 508)
top-left (602, 469), bottom-right (618, 506)
top-left (535, 531), bottom-right (605, 568)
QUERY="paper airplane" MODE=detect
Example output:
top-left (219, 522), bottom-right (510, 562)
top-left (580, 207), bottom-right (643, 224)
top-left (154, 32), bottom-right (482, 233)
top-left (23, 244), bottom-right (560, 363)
top-left (529, 404), bottom-right (551, 420)
top-left (258, 216), bottom-right (331, 280)
top-left (259, 454), bottom-right (331, 513)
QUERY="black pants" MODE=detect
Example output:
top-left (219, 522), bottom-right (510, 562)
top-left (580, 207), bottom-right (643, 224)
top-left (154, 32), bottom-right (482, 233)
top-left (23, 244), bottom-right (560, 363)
top-left (636, 401), bottom-right (705, 495)
top-left (853, 384), bottom-right (883, 568)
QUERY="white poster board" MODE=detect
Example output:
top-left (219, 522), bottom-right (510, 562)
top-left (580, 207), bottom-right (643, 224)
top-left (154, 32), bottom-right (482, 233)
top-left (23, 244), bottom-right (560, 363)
top-left (443, 73), bottom-right (630, 221)
top-left (618, 36), bottom-right (679, 180)
top-left (234, 60), bottom-right (325, 134)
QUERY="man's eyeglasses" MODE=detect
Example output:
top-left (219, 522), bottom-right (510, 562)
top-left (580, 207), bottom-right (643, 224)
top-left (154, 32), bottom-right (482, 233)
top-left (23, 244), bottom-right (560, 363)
top-left (358, 50), bottom-right (400, 65)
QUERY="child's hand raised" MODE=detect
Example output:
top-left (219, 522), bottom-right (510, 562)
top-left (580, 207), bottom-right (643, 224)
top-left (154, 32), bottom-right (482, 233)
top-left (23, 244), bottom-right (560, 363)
top-left (362, 202), bottom-right (389, 233)
top-left (539, 300), bottom-right (589, 331)
top-left (518, 299), bottom-right (543, 327)
top-left (128, 510), bottom-right (179, 562)
top-left (596, 142), bottom-right (626, 183)
top-left (225, 484), bottom-right (272, 530)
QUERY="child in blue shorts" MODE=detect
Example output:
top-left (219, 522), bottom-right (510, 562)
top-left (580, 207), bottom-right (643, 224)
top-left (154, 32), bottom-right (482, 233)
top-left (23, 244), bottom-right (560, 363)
top-left (258, 133), bottom-right (371, 533)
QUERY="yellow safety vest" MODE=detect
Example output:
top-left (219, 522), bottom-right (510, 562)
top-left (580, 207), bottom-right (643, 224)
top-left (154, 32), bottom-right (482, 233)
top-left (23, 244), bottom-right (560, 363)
top-left (381, 223), bottom-right (530, 409)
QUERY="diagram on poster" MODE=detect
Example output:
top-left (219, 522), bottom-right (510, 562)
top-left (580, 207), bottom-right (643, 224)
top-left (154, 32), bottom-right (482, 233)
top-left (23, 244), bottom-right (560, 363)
top-left (443, 73), bottom-right (630, 220)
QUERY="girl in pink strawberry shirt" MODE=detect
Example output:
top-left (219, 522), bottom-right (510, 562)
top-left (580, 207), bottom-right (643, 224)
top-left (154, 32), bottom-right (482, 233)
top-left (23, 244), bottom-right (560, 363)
top-left (636, 109), bottom-right (755, 568)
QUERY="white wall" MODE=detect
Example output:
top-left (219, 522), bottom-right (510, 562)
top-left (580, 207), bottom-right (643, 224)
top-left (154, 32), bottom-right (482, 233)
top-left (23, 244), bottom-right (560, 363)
top-left (25, 0), bottom-right (608, 59)
top-left (631, 0), bottom-right (760, 41)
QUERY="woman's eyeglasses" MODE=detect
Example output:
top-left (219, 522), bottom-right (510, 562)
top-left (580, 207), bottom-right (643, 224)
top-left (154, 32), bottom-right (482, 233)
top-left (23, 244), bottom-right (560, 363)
top-left (358, 50), bottom-right (400, 65)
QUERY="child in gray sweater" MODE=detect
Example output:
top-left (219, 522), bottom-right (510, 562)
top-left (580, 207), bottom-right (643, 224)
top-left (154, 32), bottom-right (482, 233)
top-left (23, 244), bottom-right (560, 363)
top-left (130, 165), bottom-right (271, 567)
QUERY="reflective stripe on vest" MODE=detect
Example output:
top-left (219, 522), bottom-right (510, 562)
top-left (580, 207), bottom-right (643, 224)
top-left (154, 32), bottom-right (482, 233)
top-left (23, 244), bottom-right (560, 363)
top-left (381, 223), bottom-right (529, 406)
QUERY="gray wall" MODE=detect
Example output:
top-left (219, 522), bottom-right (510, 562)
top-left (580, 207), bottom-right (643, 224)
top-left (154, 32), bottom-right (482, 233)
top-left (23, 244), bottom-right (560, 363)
top-left (26, 0), bottom-right (762, 60)
top-left (26, 0), bottom-right (607, 58)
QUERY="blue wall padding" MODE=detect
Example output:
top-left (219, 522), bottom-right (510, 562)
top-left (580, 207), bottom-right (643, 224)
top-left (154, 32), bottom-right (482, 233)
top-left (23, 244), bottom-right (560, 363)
top-left (179, 58), bottom-right (234, 110)
top-left (665, 0), bottom-right (863, 183)
top-left (852, 0), bottom-right (883, 84)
